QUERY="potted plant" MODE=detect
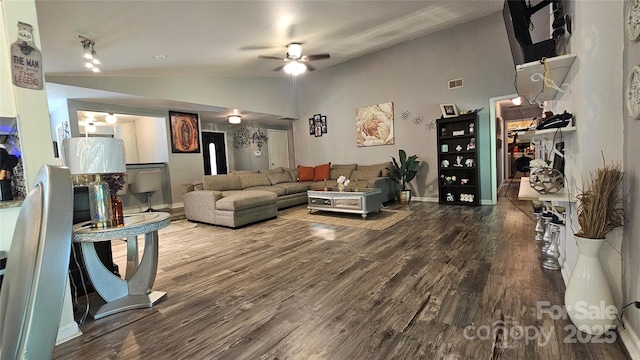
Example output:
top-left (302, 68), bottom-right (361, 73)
top-left (564, 159), bottom-right (624, 335)
top-left (389, 149), bottom-right (419, 204)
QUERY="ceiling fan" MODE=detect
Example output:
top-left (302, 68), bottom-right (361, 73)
top-left (259, 43), bottom-right (330, 75)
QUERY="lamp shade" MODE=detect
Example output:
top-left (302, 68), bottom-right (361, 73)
top-left (61, 138), bottom-right (126, 175)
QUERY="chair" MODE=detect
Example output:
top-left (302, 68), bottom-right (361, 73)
top-left (0, 165), bottom-right (73, 360)
top-left (505, 156), bottom-right (532, 193)
top-left (129, 170), bottom-right (162, 212)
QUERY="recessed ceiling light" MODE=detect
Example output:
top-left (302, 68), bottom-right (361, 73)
top-left (154, 55), bottom-right (166, 60)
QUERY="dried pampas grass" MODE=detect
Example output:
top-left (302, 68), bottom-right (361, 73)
top-left (575, 160), bottom-right (624, 239)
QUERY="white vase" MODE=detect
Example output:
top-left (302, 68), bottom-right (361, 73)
top-left (564, 235), bottom-right (617, 335)
top-left (338, 184), bottom-right (345, 192)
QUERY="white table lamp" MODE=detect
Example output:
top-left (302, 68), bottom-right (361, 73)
top-left (62, 138), bottom-right (126, 227)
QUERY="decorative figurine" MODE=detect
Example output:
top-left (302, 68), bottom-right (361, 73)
top-left (465, 158), bottom-right (474, 167)
top-left (460, 178), bottom-right (469, 185)
top-left (446, 193), bottom-right (455, 202)
top-left (469, 122), bottom-right (475, 134)
top-left (454, 155), bottom-right (464, 167)
top-left (441, 159), bottom-right (450, 168)
top-left (467, 138), bottom-right (476, 150)
top-left (455, 144), bottom-right (463, 152)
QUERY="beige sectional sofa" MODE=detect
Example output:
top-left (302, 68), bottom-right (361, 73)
top-left (182, 163), bottom-right (395, 228)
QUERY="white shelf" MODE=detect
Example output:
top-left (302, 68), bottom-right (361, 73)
top-left (513, 126), bottom-right (576, 143)
top-left (516, 54), bottom-right (577, 102)
top-left (518, 177), bottom-right (575, 202)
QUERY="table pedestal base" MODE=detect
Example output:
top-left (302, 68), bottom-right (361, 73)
top-left (91, 291), bottom-right (167, 319)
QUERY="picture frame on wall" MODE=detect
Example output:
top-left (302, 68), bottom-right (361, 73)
top-left (440, 104), bottom-right (458, 118)
top-left (169, 111), bottom-right (200, 153)
top-left (314, 114), bottom-right (323, 137)
top-left (309, 118), bottom-right (315, 135)
top-left (321, 115), bottom-right (327, 134)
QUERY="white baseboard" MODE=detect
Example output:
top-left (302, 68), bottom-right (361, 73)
top-left (170, 202), bottom-right (184, 209)
top-left (411, 196), bottom-right (438, 202)
top-left (619, 315), bottom-right (640, 360)
top-left (56, 322), bottom-right (82, 345)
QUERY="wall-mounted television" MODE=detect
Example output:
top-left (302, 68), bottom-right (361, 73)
top-left (503, 0), bottom-right (558, 66)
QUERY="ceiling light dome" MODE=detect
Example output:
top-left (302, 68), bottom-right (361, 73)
top-left (284, 60), bottom-right (307, 76)
top-left (228, 115), bottom-right (241, 124)
top-left (105, 113), bottom-right (117, 124)
top-left (287, 43), bottom-right (302, 59)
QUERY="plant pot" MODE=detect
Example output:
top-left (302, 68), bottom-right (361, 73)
top-left (564, 235), bottom-right (617, 335)
top-left (397, 190), bottom-right (411, 204)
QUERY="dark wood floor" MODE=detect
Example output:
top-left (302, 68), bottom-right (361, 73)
top-left (54, 185), bottom-right (630, 359)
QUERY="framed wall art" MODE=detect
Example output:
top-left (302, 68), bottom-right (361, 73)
top-left (355, 102), bottom-right (394, 147)
top-left (169, 111), bottom-right (200, 153)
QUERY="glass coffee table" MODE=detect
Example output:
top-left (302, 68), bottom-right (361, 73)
top-left (307, 187), bottom-right (383, 219)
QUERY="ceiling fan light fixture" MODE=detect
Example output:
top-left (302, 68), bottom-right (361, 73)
top-left (228, 115), bottom-right (242, 124)
top-left (284, 60), bottom-right (307, 76)
top-left (287, 43), bottom-right (302, 59)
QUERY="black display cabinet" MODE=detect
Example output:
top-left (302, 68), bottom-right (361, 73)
top-left (436, 114), bottom-right (480, 206)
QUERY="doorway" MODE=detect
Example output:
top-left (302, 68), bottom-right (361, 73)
top-left (267, 129), bottom-right (289, 169)
top-left (490, 94), bottom-right (543, 198)
top-left (202, 131), bottom-right (228, 175)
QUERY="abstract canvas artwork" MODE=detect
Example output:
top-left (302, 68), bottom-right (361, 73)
top-left (355, 102), bottom-right (394, 147)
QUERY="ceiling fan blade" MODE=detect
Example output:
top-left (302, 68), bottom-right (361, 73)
top-left (304, 53), bottom-right (331, 61)
top-left (306, 63), bottom-right (317, 72)
top-left (259, 55), bottom-right (284, 60)
top-left (272, 64), bottom-right (285, 72)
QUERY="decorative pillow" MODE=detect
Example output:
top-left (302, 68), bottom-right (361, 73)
top-left (313, 163), bottom-right (331, 181)
top-left (203, 174), bottom-right (241, 191)
top-left (330, 164), bottom-right (357, 180)
top-left (268, 172), bottom-right (292, 185)
top-left (297, 165), bottom-right (315, 181)
top-left (193, 180), bottom-right (204, 191)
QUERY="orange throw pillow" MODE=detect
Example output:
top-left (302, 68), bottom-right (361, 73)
top-left (297, 165), bottom-right (315, 181)
top-left (313, 163), bottom-right (331, 181)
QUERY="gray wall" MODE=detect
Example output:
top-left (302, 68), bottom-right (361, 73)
top-left (294, 12), bottom-right (516, 202)
top-left (623, 0), bottom-right (640, 350)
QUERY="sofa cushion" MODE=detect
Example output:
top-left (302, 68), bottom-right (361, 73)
top-left (203, 174), bottom-right (241, 191)
top-left (353, 162), bottom-right (392, 180)
top-left (285, 167), bottom-right (298, 182)
top-left (238, 173), bottom-right (271, 189)
top-left (330, 164), bottom-right (356, 180)
top-left (298, 165), bottom-right (315, 181)
top-left (215, 191), bottom-right (277, 211)
top-left (267, 171), bottom-right (292, 185)
top-left (259, 167), bottom-right (284, 175)
top-left (313, 163), bottom-right (331, 181)
top-left (275, 182), bottom-right (309, 195)
top-left (244, 185), bottom-right (286, 196)
top-left (231, 170), bottom-right (258, 174)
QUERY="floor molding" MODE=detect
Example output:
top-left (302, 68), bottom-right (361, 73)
top-left (619, 315), bottom-right (640, 360)
top-left (411, 196), bottom-right (438, 202)
top-left (56, 322), bottom-right (82, 345)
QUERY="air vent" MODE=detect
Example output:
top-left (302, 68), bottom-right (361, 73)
top-left (448, 78), bottom-right (463, 89)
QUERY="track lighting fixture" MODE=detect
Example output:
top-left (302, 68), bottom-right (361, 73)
top-left (79, 35), bottom-right (100, 73)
